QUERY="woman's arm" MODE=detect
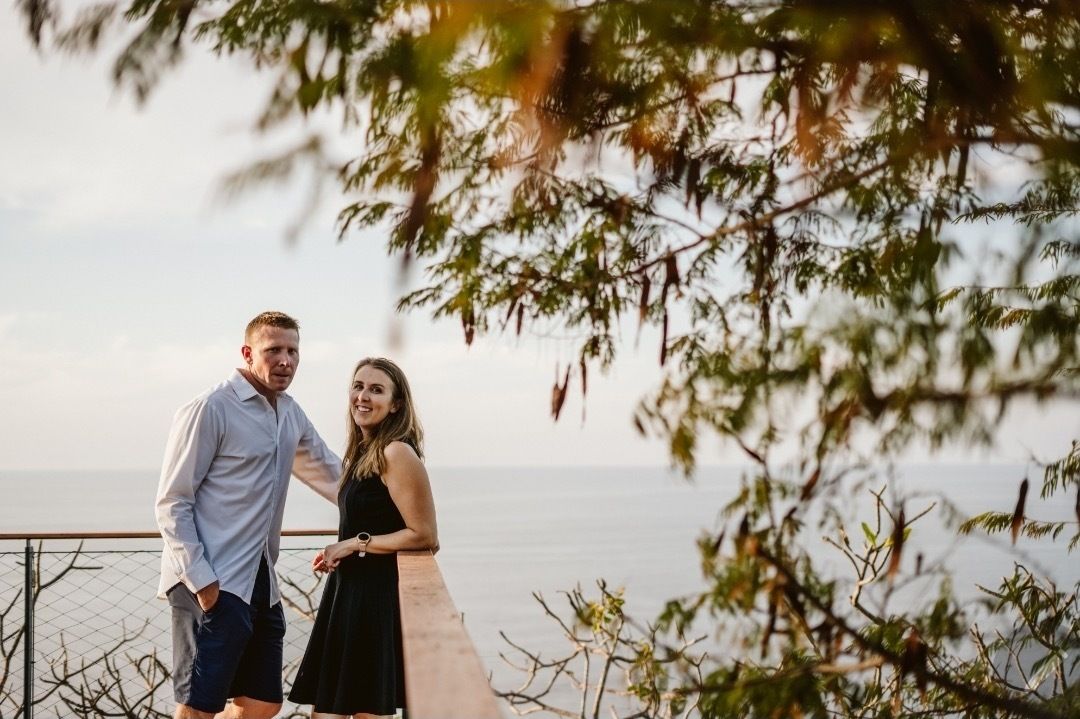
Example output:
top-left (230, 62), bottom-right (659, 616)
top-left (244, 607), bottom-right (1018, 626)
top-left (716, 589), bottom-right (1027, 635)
top-left (317, 441), bottom-right (438, 571)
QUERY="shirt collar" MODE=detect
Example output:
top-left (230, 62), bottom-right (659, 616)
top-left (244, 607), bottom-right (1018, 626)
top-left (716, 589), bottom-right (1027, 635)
top-left (228, 370), bottom-right (260, 401)
top-left (228, 369), bottom-right (291, 404)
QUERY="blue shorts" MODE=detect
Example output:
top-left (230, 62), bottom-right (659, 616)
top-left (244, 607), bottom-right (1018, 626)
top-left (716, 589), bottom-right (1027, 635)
top-left (167, 557), bottom-right (286, 714)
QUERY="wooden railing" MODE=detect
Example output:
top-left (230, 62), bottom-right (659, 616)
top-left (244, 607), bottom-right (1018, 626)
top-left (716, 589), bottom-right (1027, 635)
top-left (0, 531), bottom-right (503, 718)
top-left (398, 550), bottom-right (503, 719)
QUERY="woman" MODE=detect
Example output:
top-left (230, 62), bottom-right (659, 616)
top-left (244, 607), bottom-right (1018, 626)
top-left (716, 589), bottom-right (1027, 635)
top-left (289, 357), bottom-right (438, 719)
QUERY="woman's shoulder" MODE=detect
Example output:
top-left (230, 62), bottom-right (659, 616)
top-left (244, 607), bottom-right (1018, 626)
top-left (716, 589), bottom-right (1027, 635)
top-left (384, 439), bottom-right (421, 463)
top-left (379, 439), bottom-right (425, 488)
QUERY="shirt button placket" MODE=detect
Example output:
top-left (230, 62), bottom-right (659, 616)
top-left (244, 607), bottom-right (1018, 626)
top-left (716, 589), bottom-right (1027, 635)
top-left (263, 402), bottom-right (283, 605)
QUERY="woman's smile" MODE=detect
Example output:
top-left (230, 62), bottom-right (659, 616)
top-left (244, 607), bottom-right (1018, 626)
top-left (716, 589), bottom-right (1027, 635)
top-left (349, 364), bottom-right (398, 431)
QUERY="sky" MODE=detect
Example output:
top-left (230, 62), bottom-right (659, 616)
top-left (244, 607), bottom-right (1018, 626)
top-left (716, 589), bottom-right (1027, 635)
top-left (0, 8), bottom-right (688, 471)
top-left (1, 6), bottom-right (1076, 473)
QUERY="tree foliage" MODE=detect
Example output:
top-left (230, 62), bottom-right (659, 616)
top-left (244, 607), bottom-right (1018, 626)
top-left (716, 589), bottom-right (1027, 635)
top-left (21, 1), bottom-right (1080, 716)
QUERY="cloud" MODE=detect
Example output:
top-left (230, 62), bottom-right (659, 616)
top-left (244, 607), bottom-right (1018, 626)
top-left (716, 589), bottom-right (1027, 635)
top-left (0, 14), bottom-right (313, 235)
top-left (0, 313), bottom-right (17, 339)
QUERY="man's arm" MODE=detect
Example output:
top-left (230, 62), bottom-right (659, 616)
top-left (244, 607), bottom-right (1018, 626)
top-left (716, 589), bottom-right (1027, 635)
top-left (155, 397), bottom-right (220, 595)
top-left (292, 410), bottom-right (342, 503)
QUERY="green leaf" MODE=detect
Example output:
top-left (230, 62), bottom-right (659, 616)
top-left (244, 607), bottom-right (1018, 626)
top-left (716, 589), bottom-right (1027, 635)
top-left (861, 522), bottom-right (877, 546)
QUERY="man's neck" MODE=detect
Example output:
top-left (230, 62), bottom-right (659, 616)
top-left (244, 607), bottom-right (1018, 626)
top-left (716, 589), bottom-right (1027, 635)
top-left (238, 368), bottom-right (278, 410)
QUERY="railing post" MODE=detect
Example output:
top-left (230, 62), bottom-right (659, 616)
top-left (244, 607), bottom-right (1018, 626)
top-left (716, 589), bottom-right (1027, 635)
top-left (23, 539), bottom-right (33, 719)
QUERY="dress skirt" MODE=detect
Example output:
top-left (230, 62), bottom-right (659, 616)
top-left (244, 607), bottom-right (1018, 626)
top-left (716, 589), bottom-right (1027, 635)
top-left (288, 475), bottom-right (407, 715)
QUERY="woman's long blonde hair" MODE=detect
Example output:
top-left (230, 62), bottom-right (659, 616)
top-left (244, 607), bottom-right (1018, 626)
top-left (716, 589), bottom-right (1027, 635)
top-left (342, 357), bottom-right (424, 483)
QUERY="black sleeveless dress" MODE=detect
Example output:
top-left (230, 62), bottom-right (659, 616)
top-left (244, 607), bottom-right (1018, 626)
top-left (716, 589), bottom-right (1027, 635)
top-left (288, 474), bottom-right (407, 715)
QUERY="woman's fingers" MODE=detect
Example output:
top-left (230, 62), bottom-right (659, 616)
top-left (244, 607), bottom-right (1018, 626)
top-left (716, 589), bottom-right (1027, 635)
top-left (311, 548), bottom-right (345, 574)
top-left (312, 551), bottom-right (335, 573)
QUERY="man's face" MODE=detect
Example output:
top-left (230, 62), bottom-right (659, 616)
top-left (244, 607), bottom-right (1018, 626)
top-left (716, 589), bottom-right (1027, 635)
top-left (242, 326), bottom-right (300, 393)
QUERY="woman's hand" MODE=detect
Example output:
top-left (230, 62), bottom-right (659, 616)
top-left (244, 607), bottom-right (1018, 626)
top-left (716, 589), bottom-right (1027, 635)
top-left (313, 540), bottom-right (355, 573)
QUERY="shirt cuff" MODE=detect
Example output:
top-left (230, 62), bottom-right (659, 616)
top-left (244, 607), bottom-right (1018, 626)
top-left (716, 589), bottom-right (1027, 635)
top-left (181, 560), bottom-right (218, 595)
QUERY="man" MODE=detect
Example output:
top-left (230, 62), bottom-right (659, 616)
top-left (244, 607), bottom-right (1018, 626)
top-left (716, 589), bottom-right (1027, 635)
top-left (155, 311), bottom-right (340, 719)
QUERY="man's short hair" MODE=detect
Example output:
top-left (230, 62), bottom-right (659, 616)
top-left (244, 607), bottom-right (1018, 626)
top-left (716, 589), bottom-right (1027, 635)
top-left (245, 311), bottom-right (300, 342)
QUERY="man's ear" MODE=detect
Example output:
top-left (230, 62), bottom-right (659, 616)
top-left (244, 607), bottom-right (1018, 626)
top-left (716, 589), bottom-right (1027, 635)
top-left (241, 345), bottom-right (253, 365)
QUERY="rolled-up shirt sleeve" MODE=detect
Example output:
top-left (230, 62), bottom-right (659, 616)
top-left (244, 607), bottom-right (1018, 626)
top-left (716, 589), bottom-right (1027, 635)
top-left (292, 409), bottom-right (341, 503)
top-left (155, 397), bottom-right (221, 594)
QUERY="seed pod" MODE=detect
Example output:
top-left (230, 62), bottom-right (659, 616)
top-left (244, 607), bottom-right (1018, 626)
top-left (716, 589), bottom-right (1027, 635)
top-left (1011, 478), bottom-right (1029, 545)
top-left (659, 309), bottom-right (669, 366)
top-left (900, 628), bottom-right (928, 697)
top-left (685, 157), bottom-right (700, 209)
top-left (550, 376), bottom-right (564, 420)
top-left (737, 514), bottom-right (758, 556)
top-left (638, 273), bottom-right (651, 329)
top-left (817, 622), bottom-right (834, 662)
top-left (403, 125), bottom-right (440, 254)
top-left (761, 583), bottom-right (779, 658)
top-left (515, 303), bottom-right (525, 337)
top-left (462, 309), bottom-right (475, 347)
top-left (1067, 481), bottom-right (1075, 526)
top-left (886, 506), bottom-right (905, 581)
top-left (672, 130), bottom-right (688, 182)
top-left (799, 467), bottom-right (820, 501)
top-left (550, 363), bottom-right (571, 421)
top-left (579, 356), bottom-right (588, 423)
top-left (662, 254), bottom-right (680, 300)
top-left (736, 514), bottom-right (749, 543)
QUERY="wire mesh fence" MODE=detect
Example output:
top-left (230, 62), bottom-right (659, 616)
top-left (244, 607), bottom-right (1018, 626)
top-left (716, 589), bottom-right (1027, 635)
top-left (0, 535), bottom-right (333, 719)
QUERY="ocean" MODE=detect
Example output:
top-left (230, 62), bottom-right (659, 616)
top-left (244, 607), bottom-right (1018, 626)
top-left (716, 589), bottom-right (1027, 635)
top-left (1, 465), bottom-right (1077, 715)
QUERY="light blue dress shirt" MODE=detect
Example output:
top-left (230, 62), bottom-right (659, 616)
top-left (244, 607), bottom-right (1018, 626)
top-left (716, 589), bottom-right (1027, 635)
top-left (155, 370), bottom-right (340, 604)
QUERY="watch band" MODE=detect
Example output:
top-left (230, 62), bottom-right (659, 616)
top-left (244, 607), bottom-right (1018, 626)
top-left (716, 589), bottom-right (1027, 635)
top-left (355, 532), bottom-right (372, 557)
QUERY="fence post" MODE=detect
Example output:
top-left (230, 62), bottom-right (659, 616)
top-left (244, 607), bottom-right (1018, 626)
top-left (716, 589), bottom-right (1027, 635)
top-left (23, 539), bottom-right (33, 719)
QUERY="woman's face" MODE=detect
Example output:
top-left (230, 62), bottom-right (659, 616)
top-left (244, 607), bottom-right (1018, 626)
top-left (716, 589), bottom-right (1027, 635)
top-left (350, 364), bottom-right (398, 435)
